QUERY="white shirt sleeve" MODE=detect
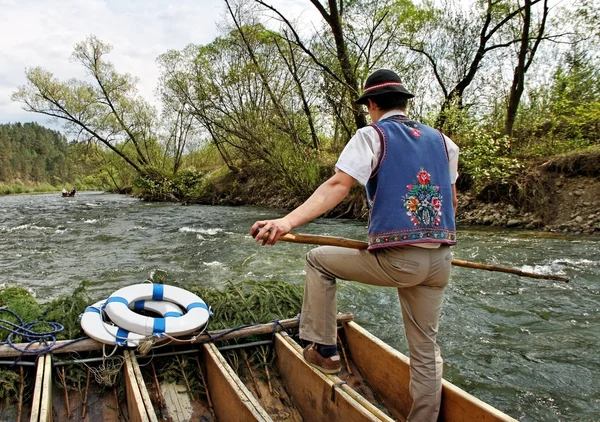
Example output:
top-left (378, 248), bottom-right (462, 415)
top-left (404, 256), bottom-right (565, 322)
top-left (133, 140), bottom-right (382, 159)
top-left (335, 126), bottom-right (381, 186)
top-left (444, 135), bottom-right (459, 184)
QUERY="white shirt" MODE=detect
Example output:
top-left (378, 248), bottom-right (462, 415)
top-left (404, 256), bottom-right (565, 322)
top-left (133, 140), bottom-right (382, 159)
top-left (335, 110), bottom-right (459, 186)
top-left (335, 110), bottom-right (459, 249)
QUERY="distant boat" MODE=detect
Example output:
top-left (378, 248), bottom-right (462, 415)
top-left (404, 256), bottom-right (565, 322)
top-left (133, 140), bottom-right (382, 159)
top-left (61, 188), bottom-right (76, 197)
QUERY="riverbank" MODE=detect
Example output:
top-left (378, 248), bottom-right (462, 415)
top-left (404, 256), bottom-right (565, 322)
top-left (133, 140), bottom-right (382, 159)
top-left (457, 175), bottom-right (600, 234)
top-left (203, 151), bottom-right (600, 235)
top-left (0, 182), bottom-right (62, 195)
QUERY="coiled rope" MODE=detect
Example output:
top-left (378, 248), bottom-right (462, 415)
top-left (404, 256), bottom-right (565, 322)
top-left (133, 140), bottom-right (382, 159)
top-left (0, 307), bottom-right (85, 357)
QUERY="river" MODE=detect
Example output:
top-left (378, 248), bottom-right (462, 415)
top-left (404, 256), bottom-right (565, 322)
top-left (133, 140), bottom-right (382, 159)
top-left (0, 191), bottom-right (598, 421)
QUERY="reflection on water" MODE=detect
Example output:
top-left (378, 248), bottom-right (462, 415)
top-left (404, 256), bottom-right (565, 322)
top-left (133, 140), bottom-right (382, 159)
top-left (1, 192), bottom-right (599, 421)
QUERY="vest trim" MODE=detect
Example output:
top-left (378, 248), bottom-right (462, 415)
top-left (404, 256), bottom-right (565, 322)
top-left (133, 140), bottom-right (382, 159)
top-left (368, 228), bottom-right (457, 249)
top-left (370, 124), bottom-right (386, 177)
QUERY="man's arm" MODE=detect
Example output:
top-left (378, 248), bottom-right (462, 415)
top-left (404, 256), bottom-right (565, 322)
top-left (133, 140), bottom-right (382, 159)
top-left (250, 170), bottom-right (357, 245)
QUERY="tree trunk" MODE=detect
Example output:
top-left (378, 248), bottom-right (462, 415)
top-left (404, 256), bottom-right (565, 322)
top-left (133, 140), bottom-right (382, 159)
top-left (504, 0), bottom-right (548, 139)
top-left (311, 0), bottom-right (368, 129)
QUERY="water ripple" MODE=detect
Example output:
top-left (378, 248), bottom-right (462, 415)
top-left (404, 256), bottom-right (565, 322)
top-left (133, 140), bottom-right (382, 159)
top-left (0, 193), bottom-right (598, 420)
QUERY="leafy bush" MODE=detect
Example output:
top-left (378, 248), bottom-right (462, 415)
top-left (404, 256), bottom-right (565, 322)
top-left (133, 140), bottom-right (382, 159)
top-left (458, 127), bottom-right (522, 195)
top-left (273, 144), bottom-right (322, 198)
top-left (510, 47), bottom-right (600, 157)
top-left (133, 167), bottom-right (215, 202)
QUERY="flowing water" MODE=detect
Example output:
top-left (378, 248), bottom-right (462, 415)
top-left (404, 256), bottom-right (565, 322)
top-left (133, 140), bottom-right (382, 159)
top-left (1, 191), bottom-right (599, 421)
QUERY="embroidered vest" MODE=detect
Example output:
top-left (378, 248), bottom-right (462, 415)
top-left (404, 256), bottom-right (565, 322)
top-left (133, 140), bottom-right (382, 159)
top-left (366, 116), bottom-right (457, 250)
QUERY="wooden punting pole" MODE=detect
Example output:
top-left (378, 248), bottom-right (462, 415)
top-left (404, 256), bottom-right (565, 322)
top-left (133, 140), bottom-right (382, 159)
top-left (271, 233), bottom-right (570, 282)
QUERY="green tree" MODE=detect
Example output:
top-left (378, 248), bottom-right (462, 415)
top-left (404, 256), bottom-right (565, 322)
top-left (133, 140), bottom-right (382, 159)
top-left (158, 22), bottom-right (323, 197)
top-left (12, 36), bottom-right (162, 180)
top-left (549, 48), bottom-right (600, 146)
top-left (0, 122), bottom-right (69, 184)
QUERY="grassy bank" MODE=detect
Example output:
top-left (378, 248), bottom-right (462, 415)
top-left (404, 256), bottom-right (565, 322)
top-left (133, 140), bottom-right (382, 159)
top-left (0, 182), bottom-right (65, 195)
top-left (0, 180), bottom-right (105, 196)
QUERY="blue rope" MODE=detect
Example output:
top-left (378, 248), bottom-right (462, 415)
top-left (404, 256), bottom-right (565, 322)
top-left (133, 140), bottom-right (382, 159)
top-left (1, 307), bottom-right (300, 357)
top-left (271, 318), bottom-right (289, 340)
top-left (0, 308), bottom-right (65, 355)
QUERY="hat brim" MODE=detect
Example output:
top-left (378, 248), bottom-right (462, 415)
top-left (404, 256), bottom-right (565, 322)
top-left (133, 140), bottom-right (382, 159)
top-left (355, 85), bottom-right (414, 105)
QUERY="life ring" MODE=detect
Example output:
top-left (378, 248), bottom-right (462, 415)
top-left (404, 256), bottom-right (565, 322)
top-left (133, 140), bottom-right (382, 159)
top-left (81, 299), bottom-right (183, 347)
top-left (103, 284), bottom-right (210, 337)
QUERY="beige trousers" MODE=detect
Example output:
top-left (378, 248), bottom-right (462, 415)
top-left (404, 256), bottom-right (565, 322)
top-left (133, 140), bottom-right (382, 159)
top-left (299, 244), bottom-right (452, 422)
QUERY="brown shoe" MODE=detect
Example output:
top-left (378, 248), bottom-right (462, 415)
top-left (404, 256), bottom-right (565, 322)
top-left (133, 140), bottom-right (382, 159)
top-left (302, 343), bottom-right (342, 374)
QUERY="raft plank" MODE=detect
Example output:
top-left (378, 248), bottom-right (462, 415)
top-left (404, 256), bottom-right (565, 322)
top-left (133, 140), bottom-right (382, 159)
top-left (38, 355), bottom-right (52, 422)
top-left (0, 313), bottom-right (354, 357)
top-left (127, 351), bottom-right (159, 422)
top-left (342, 321), bottom-right (518, 422)
top-left (274, 332), bottom-right (389, 422)
top-left (29, 355), bottom-right (47, 422)
top-left (203, 342), bottom-right (272, 422)
top-left (124, 350), bottom-right (151, 422)
top-left (159, 381), bottom-right (196, 421)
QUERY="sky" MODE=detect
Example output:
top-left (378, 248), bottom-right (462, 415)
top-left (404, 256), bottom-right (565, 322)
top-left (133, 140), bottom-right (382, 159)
top-left (0, 0), bottom-right (319, 130)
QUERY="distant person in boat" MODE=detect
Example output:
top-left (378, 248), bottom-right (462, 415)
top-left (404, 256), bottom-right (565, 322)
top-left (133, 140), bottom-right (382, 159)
top-left (61, 188), bottom-right (76, 197)
top-left (251, 69), bottom-right (458, 422)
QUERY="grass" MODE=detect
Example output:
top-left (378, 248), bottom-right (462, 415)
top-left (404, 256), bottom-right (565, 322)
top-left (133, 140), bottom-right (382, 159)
top-left (0, 182), bottom-right (65, 195)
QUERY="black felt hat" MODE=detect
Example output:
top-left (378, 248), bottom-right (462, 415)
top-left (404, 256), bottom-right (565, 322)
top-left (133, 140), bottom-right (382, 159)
top-left (355, 69), bottom-right (414, 105)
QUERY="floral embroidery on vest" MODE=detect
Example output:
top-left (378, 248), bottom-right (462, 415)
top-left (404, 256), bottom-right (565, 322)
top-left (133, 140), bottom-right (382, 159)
top-left (401, 168), bottom-right (442, 226)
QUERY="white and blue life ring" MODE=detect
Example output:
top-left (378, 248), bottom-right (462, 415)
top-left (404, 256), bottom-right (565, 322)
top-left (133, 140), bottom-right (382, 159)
top-left (103, 284), bottom-right (210, 337)
top-left (81, 299), bottom-right (183, 347)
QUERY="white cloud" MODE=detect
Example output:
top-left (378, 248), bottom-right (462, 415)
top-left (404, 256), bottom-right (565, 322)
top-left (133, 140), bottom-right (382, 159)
top-left (0, 0), bottom-right (322, 132)
top-left (0, 0), bottom-right (224, 128)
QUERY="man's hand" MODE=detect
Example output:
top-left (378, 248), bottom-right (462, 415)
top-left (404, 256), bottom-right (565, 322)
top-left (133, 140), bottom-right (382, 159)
top-left (250, 217), bottom-right (292, 246)
top-left (249, 170), bottom-right (355, 246)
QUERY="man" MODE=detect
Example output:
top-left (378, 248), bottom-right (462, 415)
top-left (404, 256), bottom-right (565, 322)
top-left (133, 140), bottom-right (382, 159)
top-left (250, 69), bottom-right (458, 421)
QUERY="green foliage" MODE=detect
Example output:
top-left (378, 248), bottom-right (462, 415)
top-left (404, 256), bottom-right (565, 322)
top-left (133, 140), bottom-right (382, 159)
top-left (0, 122), bottom-right (107, 193)
top-left (40, 282), bottom-right (90, 340)
top-left (548, 49), bottom-right (600, 145)
top-left (272, 144), bottom-right (322, 198)
top-left (189, 280), bottom-right (303, 331)
top-left (0, 123), bottom-right (68, 184)
top-left (184, 143), bottom-right (222, 172)
top-left (510, 47), bottom-right (600, 157)
top-left (133, 168), bottom-right (214, 202)
top-left (0, 283), bottom-right (90, 343)
top-left (170, 168), bottom-right (209, 201)
top-left (0, 183), bottom-right (25, 195)
top-left (0, 286), bottom-right (42, 342)
top-left (457, 127), bottom-right (522, 195)
top-left (0, 182), bottom-right (67, 195)
top-left (0, 369), bottom-right (20, 405)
